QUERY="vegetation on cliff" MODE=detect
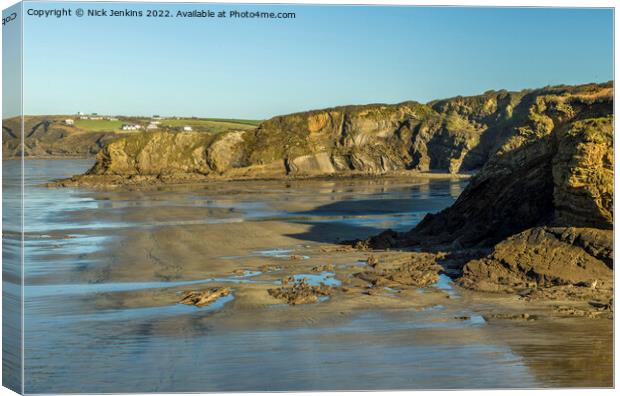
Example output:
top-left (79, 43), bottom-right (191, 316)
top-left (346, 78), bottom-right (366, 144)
top-left (1, 116), bottom-right (258, 159)
top-left (2, 116), bottom-right (120, 158)
top-left (56, 82), bottom-right (611, 185)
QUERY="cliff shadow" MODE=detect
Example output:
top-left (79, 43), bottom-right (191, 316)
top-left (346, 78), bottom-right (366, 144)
top-left (283, 196), bottom-right (455, 244)
top-left (285, 220), bottom-right (387, 244)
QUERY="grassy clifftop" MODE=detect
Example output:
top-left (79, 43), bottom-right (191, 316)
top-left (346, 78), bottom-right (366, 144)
top-left (1, 116), bottom-right (259, 159)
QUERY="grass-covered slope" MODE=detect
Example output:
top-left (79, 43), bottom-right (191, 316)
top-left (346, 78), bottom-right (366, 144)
top-left (1, 116), bottom-right (259, 159)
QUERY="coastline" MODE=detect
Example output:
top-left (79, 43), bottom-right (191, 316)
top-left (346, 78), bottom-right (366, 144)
top-left (2, 155), bottom-right (96, 161)
top-left (46, 169), bottom-right (473, 189)
top-left (17, 158), bottom-right (613, 390)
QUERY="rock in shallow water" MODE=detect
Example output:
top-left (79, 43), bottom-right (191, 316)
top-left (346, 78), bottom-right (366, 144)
top-left (354, 253), bottom-right (443, 289)
top-left (179, 287), bottom-right (231, 307)
top-left (268, 278), bottom-right (332, 305)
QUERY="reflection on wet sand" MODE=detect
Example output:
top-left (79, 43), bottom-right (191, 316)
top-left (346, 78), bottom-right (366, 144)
top-left (8, 159), bottom-right (611, 393)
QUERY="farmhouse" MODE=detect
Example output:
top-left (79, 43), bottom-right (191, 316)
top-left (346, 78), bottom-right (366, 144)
top-left (121, 124), bottom-right (142, 131)
top-left (183, 126), bottom-right (193, 131)
top-left (146, 123), bottom-right (158, 130)
top-left (64, 119), bottom-right (74, 126)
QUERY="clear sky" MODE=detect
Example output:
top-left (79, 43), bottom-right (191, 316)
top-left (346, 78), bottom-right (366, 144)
top-left (9, 2), bottom-right (615, 119)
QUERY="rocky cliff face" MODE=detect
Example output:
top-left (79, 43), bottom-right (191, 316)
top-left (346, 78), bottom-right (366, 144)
top-left (398, 84), bottom-right (613, 248)
top-left (2, 117), bottom-right (121, 158)
top-left (76, 82), bottom-right (612, 184)
top-left (50, 82), bottom-right (614, 304)
top-left (88, 132), bottom-right (215, 175)
top-left (355, 83), bottom-right (613, 298)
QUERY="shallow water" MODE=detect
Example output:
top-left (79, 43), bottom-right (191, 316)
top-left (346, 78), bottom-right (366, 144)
top-left (2, 159), bottom-right (611, 392)
top-left (291, 271), bottom-right (341, 287)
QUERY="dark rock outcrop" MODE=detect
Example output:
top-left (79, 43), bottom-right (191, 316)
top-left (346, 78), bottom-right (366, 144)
top-left (354, 84), bottom-right (614, 297)
top-left (398, 85), bottom-right (613, 248)
top-left (457, 227), bottom-right (613, 293)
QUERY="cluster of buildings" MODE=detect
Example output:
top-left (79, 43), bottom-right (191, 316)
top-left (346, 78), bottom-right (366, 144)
top-left (76, 112), bottom-right (118, 121)
top-left (65, 112), bottom-right (118, 126)
top-left (121, 124), bottom-right (142, 131)
top-left (64, 112), bottom-right (195, 132)
top-left (146, 120), bottom-right (160, 130)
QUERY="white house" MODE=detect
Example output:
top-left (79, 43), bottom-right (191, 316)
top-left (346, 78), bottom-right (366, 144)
top-left (146, 123), bottom-right (158, 130)
top-left (183, 126), bottom-right (193, 131)
top-left (64, 119), bottom-right (74, 126)
top-left (121, 124), bottom-right (142, 131)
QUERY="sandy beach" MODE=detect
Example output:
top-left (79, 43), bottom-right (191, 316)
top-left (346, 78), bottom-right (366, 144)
top-left (2, 159), bottom-right (609, 392)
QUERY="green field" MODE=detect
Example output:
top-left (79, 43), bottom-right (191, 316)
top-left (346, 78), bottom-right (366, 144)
top-left (74, 119), bottom-right (125, 131)
top-left (72, 117), bottom-right (262, 133)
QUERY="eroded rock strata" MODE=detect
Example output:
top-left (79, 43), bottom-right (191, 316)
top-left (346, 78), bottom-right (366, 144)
top-left (54, 82), bottom-right (611, 186)
top-left (355, 83), bottom-right (613, 306)
top-left (50, 81), bottom-right (614, 312)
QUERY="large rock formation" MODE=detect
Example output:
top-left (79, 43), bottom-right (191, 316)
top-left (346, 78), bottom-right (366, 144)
top-left (46, 81), bottom-right (614, 303)
top-left (458, 227), bottom-right (613, 292)
top-left (58, 82), bottom-right (613, 186)
top-left (88, 132), bottom-right (214, 175)
top-left (356, 83), bottom-right (614, 298)
top-left (398, 85), bottom-right (613, 248)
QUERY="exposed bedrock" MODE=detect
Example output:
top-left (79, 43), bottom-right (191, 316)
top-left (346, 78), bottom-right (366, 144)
top-left (63, 82), bottom-right (613, 184)
top-left (49, 82), bottom-right (615, 305)
top-left (457, 227), bottom-right (613, 292)
top-left (399, 90), bottom-right (613, 249)
top-left (357, 84), bottom-right (614, 297)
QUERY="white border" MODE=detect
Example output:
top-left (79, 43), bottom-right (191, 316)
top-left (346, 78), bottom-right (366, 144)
top-left (0, 1), bottom-right (616, 396)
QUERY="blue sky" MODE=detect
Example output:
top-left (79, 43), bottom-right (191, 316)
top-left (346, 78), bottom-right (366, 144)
top-left (10, 3), bottom-right (615, 119)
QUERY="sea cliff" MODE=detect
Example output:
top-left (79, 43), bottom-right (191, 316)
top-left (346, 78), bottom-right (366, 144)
top-left (54, 82), bottom-right (613, 186)
top-left (354, 83), bottom-right (613, 307)
top-left (49, 81), bottom-right (615, 314)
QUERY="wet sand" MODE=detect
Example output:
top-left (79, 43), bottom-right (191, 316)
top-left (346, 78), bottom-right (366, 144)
top-left (7, 159), bottom-right (612, 392)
